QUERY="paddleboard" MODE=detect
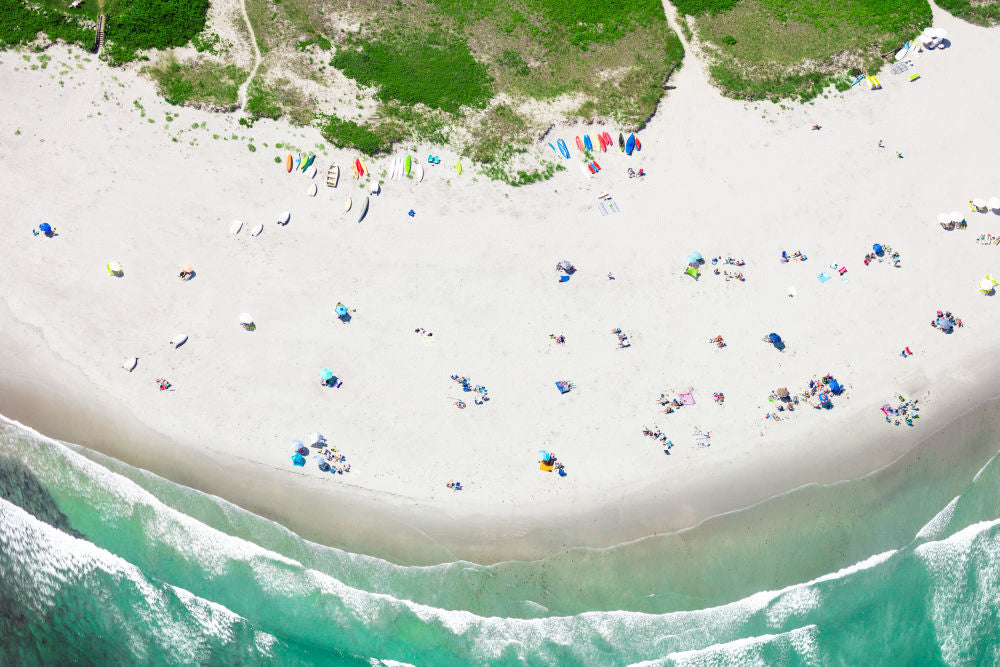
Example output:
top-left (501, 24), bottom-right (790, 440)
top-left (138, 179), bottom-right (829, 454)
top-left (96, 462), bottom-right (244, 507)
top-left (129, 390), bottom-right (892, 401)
top-left (584, 135), bottom-right (593, 151)
top-left (625, 133), bottom-right (635, 155)
top-left (285, 154), bottom-right (292, 173)
top-left (575, 136), bottom-right (584, 151)
top-left (456, 161), bottom-right (462, 175)
top-left (294, 153), bottom-right (301, 170)
top-left (251, 223), bottom-right (263, 237)
top-left (344, 197), bottom-right (352, 212)
top-left (415, 163), bottom-right (424, 183)
top-left (357, 195), bottom-right (369, 223)
top-left (307, 183), bottom-right (317, 197)
top-left (305, 165), bottom-right (317, 179)
top-left (327, 164), bottom-right (339, 188)
top-left (302, 154), bottom-right (316, 171)
top-left (618, 133), bottom-right (625, 151)
top-left (405, 155), bottom-right (411, 177)
top-left (557, 138), bottom-right (570, 159)
top-left (230, 220), bottom-right (243, 235)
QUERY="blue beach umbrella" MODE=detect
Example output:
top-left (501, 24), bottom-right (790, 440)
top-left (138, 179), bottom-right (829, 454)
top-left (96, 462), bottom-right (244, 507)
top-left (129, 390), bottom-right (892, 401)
top-left (768, 333), bottom-right (782, 344)
top-left (335, 304), bottom-right (349, 317)
top-left (320, 368), bottom-right (334, 381)
top-left (686, 252), bottom-right (703, 265)
top-left (538, 449), bottom-right (550, 462)
top-left (39, 222), bottom-right (52, 234)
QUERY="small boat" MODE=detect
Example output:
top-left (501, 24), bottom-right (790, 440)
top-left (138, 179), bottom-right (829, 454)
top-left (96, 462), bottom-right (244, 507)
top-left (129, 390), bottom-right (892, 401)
top-left (304, 165), bottom-right (317, 179)
top-left (548, 142), bottom-right (558, 155)
top-left (634, 136), bottom-right (641, 151)
top-left (230, 220), bottom-right (243, 235)
top-left (592, 160), bottom-right (601, 171)
top-left (359, 158), bottom-right (368, 176)
top-left (625, 133), bottom-right (635, 156)
top-left (557, 139), bottom-right (570, 159)
top-left (251, 223), bottom-right (263, 237)
top-left (327, 163), bottom-right (340, 188)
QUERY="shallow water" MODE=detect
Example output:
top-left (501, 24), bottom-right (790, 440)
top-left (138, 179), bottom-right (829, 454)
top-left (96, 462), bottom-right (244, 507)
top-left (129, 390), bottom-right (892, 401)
top-left (2, 407), bottom-right (1000, 665)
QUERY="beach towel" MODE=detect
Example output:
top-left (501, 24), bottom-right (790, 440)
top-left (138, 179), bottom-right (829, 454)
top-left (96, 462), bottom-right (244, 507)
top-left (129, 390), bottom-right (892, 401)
top-left (540, 462), bottom-right (554, 472)
top-left (817, 272), bottom-right (831, 283)
top-left (679, 392), bottom-right (696, 406)
top-left (292, 453), bottom-right (305, 466)
top-left (555, 381), bottom-right (571, 394)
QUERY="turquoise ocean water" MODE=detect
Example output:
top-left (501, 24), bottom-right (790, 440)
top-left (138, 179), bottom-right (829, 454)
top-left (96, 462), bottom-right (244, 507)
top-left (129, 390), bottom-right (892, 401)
top-left (2, 410), bottom-right (1000, 666)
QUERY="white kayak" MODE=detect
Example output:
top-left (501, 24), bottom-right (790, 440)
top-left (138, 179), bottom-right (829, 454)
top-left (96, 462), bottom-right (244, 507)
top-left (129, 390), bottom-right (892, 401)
top-left (251, 223), bottom-right (263, 237)
top-left (307, 183), bottom-right (318, 197)
top-left (230, 220), bottom-right (243, 235)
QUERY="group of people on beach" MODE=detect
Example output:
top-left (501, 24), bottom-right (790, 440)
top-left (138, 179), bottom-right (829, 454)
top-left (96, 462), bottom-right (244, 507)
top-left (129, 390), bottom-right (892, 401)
top-left (611, 328), bottom-right (631, 348)
top-left (451, 375), bottom-right (489, 408)
top-left (864, 243), bottom-right (901, 268)
top-left (976, 234), bottom-right (1000, 246)
top-left (883, 396), bottom-right (921, 427)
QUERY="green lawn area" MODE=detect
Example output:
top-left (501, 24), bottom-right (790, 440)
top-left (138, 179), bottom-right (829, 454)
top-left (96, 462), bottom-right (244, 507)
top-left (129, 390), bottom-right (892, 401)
top-left (676, 0), bottom-right (931, 100)
top-left (935, 0), bottom-right (1000, 27)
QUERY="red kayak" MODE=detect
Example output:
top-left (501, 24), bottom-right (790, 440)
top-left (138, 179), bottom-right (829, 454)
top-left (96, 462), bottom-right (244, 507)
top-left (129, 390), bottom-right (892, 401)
top-left (593, 161), bottom-right (601, 171)
top-left (635, 137), bottom-right (642, 151)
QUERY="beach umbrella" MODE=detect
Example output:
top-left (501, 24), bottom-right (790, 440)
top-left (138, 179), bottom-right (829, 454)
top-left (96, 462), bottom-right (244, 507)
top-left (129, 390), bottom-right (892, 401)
top-left (538, 449), bottom-right (550, 462)
top-left (292, 439), bottom-right (304, 449)
top-left (980, 278), bottom-right (996, 294)
top-left (973, 198), bottom-right (987, 209)
top-left (936, 316), bottom-right (953, 329)
top-left (937, 213), bottom-right (951, 224)
top-left (768, 333), bottom-right (782, 344)
top-left (777, 387), bottom-right (789, 398)
top-left (989, 197), bottom-right (1000, 210)
top-left (335, 304), bottom-right (348, 317)
top-left (239, 312), bottom-right (253, 325)
top-left (320, 368), bottom-right (334, 381)
top-left (686, 252), bottom-right (703, 265)
top-left (557, 260), bottom-right (574, 271)
top-left (39, 222), bottom-right (52, 234)
top-left (308, 432), bottom-right (324, 445)
top-left (950, 211), bottom-right (964, 223)
top-left (109, 261), bottom-right (123, 272)
top-left (873, 244), bottom-right (883, 255)
top-left (819, 393), bottom-right (831, 403)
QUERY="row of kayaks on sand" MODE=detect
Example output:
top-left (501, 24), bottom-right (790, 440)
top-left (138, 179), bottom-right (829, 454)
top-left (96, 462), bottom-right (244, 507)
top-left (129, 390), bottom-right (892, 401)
top-left (549, 132), bottom-right (642, 159)
top-left (284, 152), bottom-right (460, 187)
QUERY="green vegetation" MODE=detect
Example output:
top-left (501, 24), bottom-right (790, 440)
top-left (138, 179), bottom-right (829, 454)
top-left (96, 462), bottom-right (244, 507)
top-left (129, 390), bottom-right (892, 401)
top-left (317, 115), bottom-right (400, 155)
top-left (936, 0), bottom-right (1000, 26)
top-left (0, 0), bottom-right (94, 49)
top-left (146, 56), bottom-right (247, 109)
top-left (682, 0), bottom-right (931, 100)
top-left (333, 31), bottom-right (493, 113)
top-left (103, 0), bottom-right (209, 64)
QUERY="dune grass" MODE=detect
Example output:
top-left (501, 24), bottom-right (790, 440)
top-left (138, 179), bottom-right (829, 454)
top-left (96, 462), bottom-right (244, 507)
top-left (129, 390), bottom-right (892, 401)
top-left (146, 56), bottom-right (247, 109)
top-left (680, 0), bottom-right (931, 100)
top-left (935, 0), bottom-right (1000, 26)
top-left (0, 0), bottom-right (95, 49)
top-left (103, 0), bottom-right (210, 64)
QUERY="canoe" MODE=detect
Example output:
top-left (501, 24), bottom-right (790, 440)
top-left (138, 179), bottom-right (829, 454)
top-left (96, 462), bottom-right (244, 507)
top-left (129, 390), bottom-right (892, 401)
top-left (230, 220), bottom-right (243, 235)
top-left (357, 195), bottom-right (370, 223)
top-left (405, 155), bottom-right (411, 177)
top-left (557, 138), bottom-right (570, 159)
top-left (415, 162), bottom-right (424, 183)
top-left (285, 154), bottom-right (292, 173)
top-left (618, 133), bottom-right (625, 151)
top-left (307, 183), bottom-right (318, 197)
top-left (456, 160), bottom-right (462, 175)
top-left (575, 136), bottom-right (584, 151)
top-left (625, 133), bottom-right (635, 155)
top-left (327, 164), bottom-right (339, 188)
top-left (344, 197), bottom-right (352, 212)
top-left (302, 154), bottom-right (315, 171)
top-left (584, 135), bottom-right (593, 151)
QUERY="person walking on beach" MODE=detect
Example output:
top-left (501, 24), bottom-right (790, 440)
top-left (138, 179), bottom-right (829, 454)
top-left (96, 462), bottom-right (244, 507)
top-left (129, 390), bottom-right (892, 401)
top-left (878, 139), bottom-right (885, 148)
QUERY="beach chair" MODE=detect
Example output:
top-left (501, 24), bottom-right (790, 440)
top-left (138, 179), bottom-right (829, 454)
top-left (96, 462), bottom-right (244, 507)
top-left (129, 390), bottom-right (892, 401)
top-left (867, 76), bottom-right (882, 90)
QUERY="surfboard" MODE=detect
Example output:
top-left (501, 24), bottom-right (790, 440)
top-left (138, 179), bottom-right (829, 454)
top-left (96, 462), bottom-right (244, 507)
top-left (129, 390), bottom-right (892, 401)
top-left (625, 133), bottom-right (635, 155)
top-left (584, 135), bottom-right (593, 151)
top-left (251, 223), bottom-right (263, 237)
top-left (305, 165), bottom-right (317, 179)
top-left (230, 220), bottom-right (243, 235)
top-left (327, 164), bottom-right (339, 188)
top-left (618, 133), bottom-right (625, 151)
top-left (294, 153), bottom-right (301, 170)
top-left (557, 139), bottom-right (570, 159)
top-left (575, 136), bottom-right (584, 151)
top-left (415, 163), bottom-right (424, 183)
top-left (344, 197), bottom-right (352, 212)
top-left (456, 161), bottom-right (462, 175)
top-left (357, 195), bottom-right (369, 223)
top-left (405, 155), bottom-right (411, 177)
top-left (302, 155), bottom-right (315, 171)
top-left (285, 154), bottom-right (292, 173)
top-left (307, 183), bottom-right (317, 197)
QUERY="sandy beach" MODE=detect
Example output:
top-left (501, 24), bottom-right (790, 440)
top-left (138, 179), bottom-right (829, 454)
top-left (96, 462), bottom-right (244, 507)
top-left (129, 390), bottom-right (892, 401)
top-left (2, 5), bottom-right (1000, 564)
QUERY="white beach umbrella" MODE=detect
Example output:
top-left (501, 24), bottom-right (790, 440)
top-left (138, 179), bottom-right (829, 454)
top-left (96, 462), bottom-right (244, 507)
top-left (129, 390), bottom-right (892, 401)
top-left (980, 279), bottom-right (996, 293)
top-left (973, 198), bottom-right (987, 209)
top-left (121, 357), bottom-right (137, 372)
top-left (308, 432), bottom-right (324, 446)
top-left (109, 261), bottom-right (123, 272)
top-left (950, 211), bottom-right (964, 223)
top-left (239, 312), bottom-right (253, 325)
top-left (937, 213), bottom-right (951, 224)
top-left (989, 197), bottom-right (1000, 210)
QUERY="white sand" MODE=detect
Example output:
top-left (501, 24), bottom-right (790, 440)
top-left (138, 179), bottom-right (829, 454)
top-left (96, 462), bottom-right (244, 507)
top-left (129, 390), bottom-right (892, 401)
top-left (2, 7), bottom-right (1000, 561)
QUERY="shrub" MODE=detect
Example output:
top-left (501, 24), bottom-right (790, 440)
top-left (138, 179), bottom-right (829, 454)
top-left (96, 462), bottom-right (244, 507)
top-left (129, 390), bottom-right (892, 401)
top-left (0, 0), bottom-right (95, 48)
top-left (317, 115), bottom-right (399, 155)
top-left (104, 0), bottom-right (210, 64)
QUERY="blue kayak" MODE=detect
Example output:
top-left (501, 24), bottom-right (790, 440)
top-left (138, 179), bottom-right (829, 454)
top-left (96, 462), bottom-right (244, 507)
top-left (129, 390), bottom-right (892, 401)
top-left (557, 138), bottom-right (570, 159)
top-left (625, 133), bottom-right (636, 156)
top-left (583, 135), bottom-right (593, 151)
top-left (548, 142), bottom-right (558, 155)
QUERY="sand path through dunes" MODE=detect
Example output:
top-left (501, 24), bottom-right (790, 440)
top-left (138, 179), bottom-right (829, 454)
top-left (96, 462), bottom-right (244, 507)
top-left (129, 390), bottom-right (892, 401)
top-left (236, 0), bottom-right (261, 111)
